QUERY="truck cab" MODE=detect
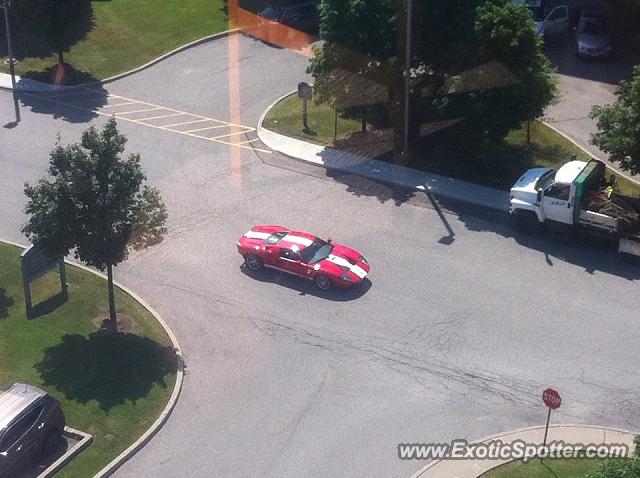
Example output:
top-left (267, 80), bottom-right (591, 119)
top-left (510, 160), bottom-right (587, 225)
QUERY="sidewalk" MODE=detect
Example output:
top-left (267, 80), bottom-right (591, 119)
top-left (257, 125), bottom-right (510, 213)
top-left (409, 424), bottom-right (638, 478)
top-left (0, 71), bottom-right (73, 92)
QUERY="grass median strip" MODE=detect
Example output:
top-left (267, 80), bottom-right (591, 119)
top-left (479, 457), bottom-right (606, 477)
top-left (0, 242), bottom-right (177, 478)
top-left (1, 0), bottom-right (228, 83)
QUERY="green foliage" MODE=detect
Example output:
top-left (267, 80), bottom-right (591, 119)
top-left (310, 0), bottom-right (557, 147)
top-left (22, 118), bottom-right (167, 324)
top-left (23, 118), bottom-right (167, 271)
top-left (12, 0), bottom-right (94, 64)
top-left (584, 435), bottom-right (640, 478)
top-left (591, 65), bottom-right (640, 175)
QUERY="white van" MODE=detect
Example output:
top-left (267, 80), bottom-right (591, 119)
top-left (514, 0), bottom-right (569, 36)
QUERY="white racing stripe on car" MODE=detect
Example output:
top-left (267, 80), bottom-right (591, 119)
top-left (350, 265), bottom-right (367, 279)
top-left (284, 235), bottom-right (314, 247)
top-left (245, 230), bottom-right (271, 240)
top-left (327, 254), bottom-right (367, 279)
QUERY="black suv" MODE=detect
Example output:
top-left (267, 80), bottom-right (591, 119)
top-left (0, 383), bottom-right (65, 477)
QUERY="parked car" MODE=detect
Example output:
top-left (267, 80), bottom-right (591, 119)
top-left (0, 383), bottom-right (65, 476)
top-left (237, 225), bottom-right (370, 290)
top-left (513, 0), bottom-right (569, 36)
top-left (258, 2), bottom-right (320, 34)
top-left (575, 10), bottom-right (613, 58)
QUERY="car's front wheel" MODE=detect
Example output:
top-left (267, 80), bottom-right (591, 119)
top-left (244, 254), bottom-right (264, 271)
top-left (314, 274), bottom-right (332, 291)
top-left (42, 430), bottom-right (62, 457)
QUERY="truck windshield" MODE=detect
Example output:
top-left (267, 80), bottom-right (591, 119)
top-left (535, 170), bottom-right (556, 191)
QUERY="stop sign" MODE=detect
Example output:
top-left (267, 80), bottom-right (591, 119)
top-left (542, 388), bottom-right (561, 409)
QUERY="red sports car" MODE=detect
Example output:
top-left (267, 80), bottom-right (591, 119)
top-left (237, 225), bottom-right (370, 290)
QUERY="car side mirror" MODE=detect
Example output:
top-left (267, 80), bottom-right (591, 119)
top-left (327, 237), bottom-right (333, 244)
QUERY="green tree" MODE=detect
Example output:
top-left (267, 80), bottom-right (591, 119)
top-left (591, 65), bottom-right (640, 175)
top-left (585, 435), bottom-right (640, 478)
top-left (12, 0), bottom-right (93, 65)
top-left (22, 118), bottom-right (167, 331)
top-left (310, 0), bottom-right (556, 151)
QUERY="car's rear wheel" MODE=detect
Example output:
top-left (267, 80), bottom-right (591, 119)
top-left (314, 274), bottom-right (332, 291)
top-left (244, 254), bottom-right (263, 271)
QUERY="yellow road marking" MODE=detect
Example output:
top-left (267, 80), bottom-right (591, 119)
top-left (161, 118), bottom-right (212, 128)
top-left (23, 91), bottom-right (271, 153)
top-left (234, 138), bottom-right (260, 145)
top-left (209, 129), bottom-right (253, 140)
top-left (115, 107), bottom-right (163, 115)
top-left (101, 101), bottom-right (138, 109)
top-left (136, 112), bottom-right (186, 122)
top-left (182, 124), bottom-right (229, 133)
top-left (105, 92), bottom-right (249, 129)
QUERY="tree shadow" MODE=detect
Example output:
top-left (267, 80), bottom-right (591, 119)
top-left (1, 0), bottom-right (94, 64)
top-left (36, 332), bottom-right (179, 410)
top-left (240, 265), bottom-right (372, 301)
top-left (16, 83), bottom-right (108, 123)
top-left (0, 288), bottom-right (15, 319)
top-left (29, 291), bottom-right (68, 320)
top-left (326, 169), bottom-right (416, 206)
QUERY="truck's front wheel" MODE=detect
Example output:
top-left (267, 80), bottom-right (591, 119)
top-left (513, 210), bottom-right (542, 234)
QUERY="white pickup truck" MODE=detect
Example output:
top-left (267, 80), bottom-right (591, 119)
top-left (510, 159), bottom-right (640, 259)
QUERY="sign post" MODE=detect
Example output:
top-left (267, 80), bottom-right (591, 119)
top-left (541, 388), bottom-right (561, 451)
top-left (297, 82), bottom-right (312, 131)
top-left (20, 245), bottom-right (67, 319)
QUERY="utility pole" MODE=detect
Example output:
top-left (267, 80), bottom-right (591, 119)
top-left (3, 0), bottom-right (17, 75)
top-left (402, 0), bottom-right (412, 163)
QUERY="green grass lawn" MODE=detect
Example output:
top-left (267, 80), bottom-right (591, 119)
top-left (480, 457), bottom-right (606, 478)
top-left (1, 0), bottom-right (228, 83)
top-left (263, 93), bottom-right (640, 197)
top-left (0, 242), bottom-right (178, 477)
top-left (263, 93), bottom-right (373, 146)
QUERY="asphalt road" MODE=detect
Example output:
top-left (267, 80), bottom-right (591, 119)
top-left (1, 34), bottom-right (640, 478)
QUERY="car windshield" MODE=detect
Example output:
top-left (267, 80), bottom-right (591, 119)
top-left (535, 169), bottom-right (556, 190)
top-left (299, 240), bottom-right (333, 263)
top-left (578, 19), bottom-right (608, 35)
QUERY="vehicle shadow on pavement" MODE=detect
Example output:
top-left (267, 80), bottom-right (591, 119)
top-left (437, 195), bottom-right (640, 281)
top-left (17, 83), bottom-right (109, 124)
top-left (36, 332), bottom-right (179, 410)
top-left (240, 265), bottom-right (372, 301)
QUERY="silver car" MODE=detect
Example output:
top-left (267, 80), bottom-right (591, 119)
top-left (575, 10), bottom-right (613, 59)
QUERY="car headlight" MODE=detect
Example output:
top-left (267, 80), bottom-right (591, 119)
top-left (359, 255), bottom-right (368, 265)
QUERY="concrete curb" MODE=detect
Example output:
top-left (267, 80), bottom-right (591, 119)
top-left (0, 239), bottom-right (184, 478)
top-left (39, 427), bottom-right (93, 478)
top-left (258, 91), bottom-right (510, 213)
top-left (542, 120), bottom-right (640, 187)
top-left (409, 423), bottom-right (638, 478)
top-left (0, 29), bottom-right (238, 93)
